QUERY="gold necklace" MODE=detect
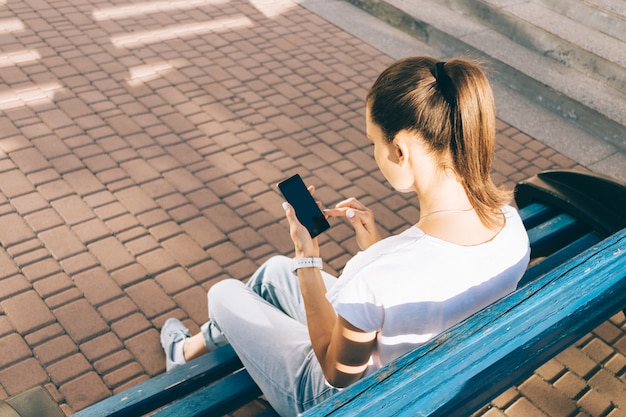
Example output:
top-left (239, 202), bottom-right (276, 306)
top-left (419, 207), bottom-right (475, 219)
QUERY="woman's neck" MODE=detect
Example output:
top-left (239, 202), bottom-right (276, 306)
top-left (416, 172), bottom-right (472, 217)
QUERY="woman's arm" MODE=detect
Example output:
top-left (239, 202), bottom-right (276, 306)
top-left (282, 197), bottom-right (376, 387)
top-left (297, 267), bottom-right (376, 388)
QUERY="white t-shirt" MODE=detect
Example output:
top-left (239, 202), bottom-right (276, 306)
top-left (326, 205), bottom-right (530, 376)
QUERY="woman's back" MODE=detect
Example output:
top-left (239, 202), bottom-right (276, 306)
top-left (326, 205), bottom-right (530, 373)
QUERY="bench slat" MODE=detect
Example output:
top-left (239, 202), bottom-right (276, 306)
top-left (72, 345), bottom-right (243, 417)
top-left (151, 370), bottom-right (262, 417)
top-left (302, 229), bottom-right (626, 417)
top-left (527, 212), bottom-right (589, 257)
top-left (518, 202), bottom-right (558, 230)
top-left (518, 232), bottom-right (600, 287)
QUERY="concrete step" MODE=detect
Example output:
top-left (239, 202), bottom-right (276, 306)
top-left (461, 0), bottom-right (626, 95)
top-left (343, 0), bottom-right (626, 153)
top-left (535, 0), bottom-right (626, 43)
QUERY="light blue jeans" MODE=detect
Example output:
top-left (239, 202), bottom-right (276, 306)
top-left (200, 255), bottom-right (341, 417)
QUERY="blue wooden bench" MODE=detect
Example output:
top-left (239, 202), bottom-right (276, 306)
top-left (73, 170), bottom-right (626, 417)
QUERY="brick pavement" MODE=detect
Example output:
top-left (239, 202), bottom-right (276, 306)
top-left (0, 0), bottom-right (624, 416)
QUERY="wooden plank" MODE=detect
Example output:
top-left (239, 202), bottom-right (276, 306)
top-left (151, 370), bottom-right (262, 417)
top-left (73, 345), bottom-right (244, 417)
top-left (518, 202), bottom-right (558, 230)
top-left (526, 212), bottom-right (589, 257)
top-left (518, 232), bottom-right (600, 287)
top-left (302, 229), bottom-right (626, 417)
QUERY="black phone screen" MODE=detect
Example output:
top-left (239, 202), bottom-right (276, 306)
top-left (277, 174), bottom-right (330, 238)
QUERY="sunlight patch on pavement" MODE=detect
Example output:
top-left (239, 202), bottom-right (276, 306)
top-left (111, 16), bottom-right (253, 48)
top-left (93, 0), bottom-right (230, 21)
top-left (248, 0), bottom-right (297, 18)
top-left (0, 19), bottom-right (24, 32)
top-left (127, 60), bottom-right (188, 86)
top-left (0, 83), bottom-right (64, 110)
top-left (0, 50), bottom-right (41, 68)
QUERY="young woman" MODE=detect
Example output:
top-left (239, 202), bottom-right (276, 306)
top-left (160, 56), bottom-right (530, 416)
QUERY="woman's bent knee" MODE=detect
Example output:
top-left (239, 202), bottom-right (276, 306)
top-left (208, 279), bottom-right (244, 316)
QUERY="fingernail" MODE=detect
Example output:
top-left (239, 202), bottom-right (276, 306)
top-left (282, 202), bottom-right (289, 211)
top-left (347, 209), bottom-right (355, 218)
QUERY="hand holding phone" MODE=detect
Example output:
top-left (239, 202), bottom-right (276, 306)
top-left (277, 174), bottom-right (330, 238)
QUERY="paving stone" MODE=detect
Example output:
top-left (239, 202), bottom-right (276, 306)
top-left (588, 369), bottom-right (626, 410)
top-left (36, 179), bottom-right (74, 202)
top-left (125, 329), bottom-right (164, 377)
top-left (48, 352), bottom-right (93, 386)
top-left (10, 191), bottom-right (50, 216)
top-left (0, 212), bottom-right (36, 247)
top-left (519, 375), bottom-right (578, 417)
top-left (102, 361), bottom-right (145, 389)
top-left (97, 296), bottom-right (139, 325)
top-left (24, 208), bottom-right (64, 232)
top-left (51, 194), bottom-right (96, 225)
top-left (92, 349), bottom-right (133, 377)
top-left (73, 267), bottom-right (123, 307)
top-left (577, 387), bottom-right (613, 417)
top-left (80, 333), bottom-right (124, 363)
top-left (161, 234), bottom-right (208, 268)
top-left (45, 287), bottom-right (83, 310)
top-left (110, 312), bottom-right (151, 340)
top-left (605, 353), bottom-right (626, 375)
top-left (59, 252), bottom-right (100, 277)
top-left (120, 158), bottom-right (161, 184)
top-left (180, 216), bottom-right (227, 249)
top-left (583, 338), bottom-right (615, 364)
top-left (0, 317), bottom-right (13, 339)
top-left (63, 169), bottom-right (106, 196)
top-left (0, 250), bottom-right (19, 280)
top-left (0, 169), bottom-right (36, 198)
top-left (88, 236), bottom-right (135, 271)
top-left (72, 218), bottom-right (111, 244)
top-left (0, 333), bottom-right (31, 368)
top-left (594, 321), bottom-right (625, 344)
top-left (33, 334), bottom-right (78, 366)
top-left (54, 299), bottom-right (108, 344)
top-left (125, 279), bottom-right (176, 319)
top-left (0, 358), bottom-right (49, 396)
top-left (606, 408), bottom-right (626, 417)
top-left (0, 275), bottom-right (30, 302)
top-left (162, 167), bottom-right (204, 194)
top-left (39, 225), bottom-right (86, 260)
top-left (114, 186), bottom-right (158, 215)
top-left (557, 347), bottom-right (601, 379)
top-left (554, 371), bottom-right (587, 400)
top-left (505, 397), bottom-right (549, 417)
top-left (155, 267), bottom-right (197, 295)
top-left (1, 290), bottom-right (56, 333)
top-left (59, 372), bottom-right (110, 412)
top-left (536, 359), bottom-right (567, 382)
top-left (173, 285), bottom-right (209, 326)
top-left (23, 323), bottom-right (64, 348)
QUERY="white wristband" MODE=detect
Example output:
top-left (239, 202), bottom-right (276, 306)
top-left (291, 257), bottom-right (323, 273)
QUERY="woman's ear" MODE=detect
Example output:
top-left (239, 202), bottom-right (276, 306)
top-left (392, 132), bottom-right (411, 165)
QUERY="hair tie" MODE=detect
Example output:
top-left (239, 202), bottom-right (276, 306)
top-left (433, 61), bottom-right (455, 105)
top-left (434, 61), bottom-right (446, 82)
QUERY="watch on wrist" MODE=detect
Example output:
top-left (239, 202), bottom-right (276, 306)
top-left (291, 257), bottom-right (323, 273)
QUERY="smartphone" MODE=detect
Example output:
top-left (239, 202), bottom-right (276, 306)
top-left (277, 174), bottom-right (330, 238)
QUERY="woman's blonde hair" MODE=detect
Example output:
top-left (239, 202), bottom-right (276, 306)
top-left (366, 56), bottom-right (510, 227)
